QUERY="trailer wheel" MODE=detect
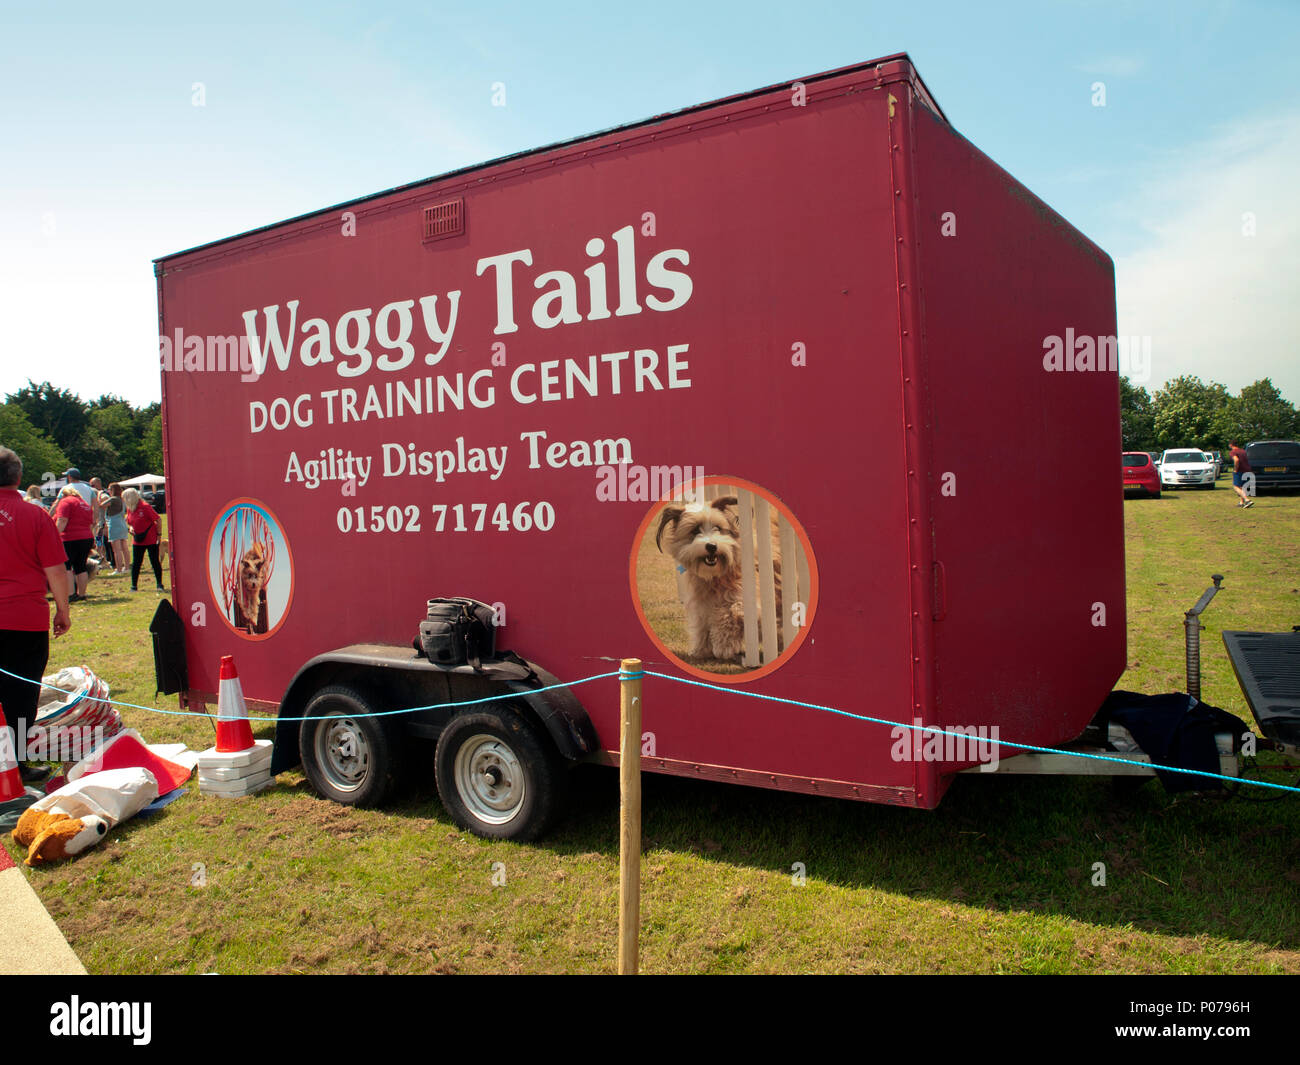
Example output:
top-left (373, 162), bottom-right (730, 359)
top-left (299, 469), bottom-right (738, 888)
top-left (435, 705), bottom-right (566, 841)
top-left (299, 685), bottom-right (403, 808)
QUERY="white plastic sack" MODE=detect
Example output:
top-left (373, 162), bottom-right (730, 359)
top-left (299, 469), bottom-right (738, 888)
top-left (30, 767), bottom-right (159, 828)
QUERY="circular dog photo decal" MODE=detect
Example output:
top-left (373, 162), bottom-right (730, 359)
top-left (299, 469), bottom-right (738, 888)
top-left (206, 499), bottom-right (294, 640)
top-left (630, 476), bottom-right (818, 683)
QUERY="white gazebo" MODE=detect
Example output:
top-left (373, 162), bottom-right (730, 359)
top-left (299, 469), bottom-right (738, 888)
top-left (117, 473), bottom-right (165, 488)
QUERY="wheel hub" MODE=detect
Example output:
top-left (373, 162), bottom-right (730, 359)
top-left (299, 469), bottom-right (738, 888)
top-left (455, 735), bottom-right (525, 825)
top-left (315, 716), bottom-right (371, 792)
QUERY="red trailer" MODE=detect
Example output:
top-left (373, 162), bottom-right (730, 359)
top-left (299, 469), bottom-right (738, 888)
top-left (151, 53), bottom-right (1126, 838)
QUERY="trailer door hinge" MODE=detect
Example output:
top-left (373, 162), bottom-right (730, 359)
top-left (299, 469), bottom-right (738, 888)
top-left (932, 560), bottom-right (946, 621)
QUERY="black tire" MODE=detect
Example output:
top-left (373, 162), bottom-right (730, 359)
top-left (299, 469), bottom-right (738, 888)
top-left (299, 684), bottom-right (404, 807)
top-left (435, 704), bottom-right (567, 841)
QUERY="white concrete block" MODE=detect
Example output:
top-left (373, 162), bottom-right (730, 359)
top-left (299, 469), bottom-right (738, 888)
top-left (196, 739), bottom-right (273, 770)
top-left (198, 770), bottom-right (273, 797)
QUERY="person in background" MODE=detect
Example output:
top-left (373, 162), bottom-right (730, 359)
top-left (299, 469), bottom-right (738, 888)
top-left (53, 484), bottom-right (95, 602)
top-left (95, 491), bottom-right (110, 565)
top-left (105, 482), bottom-right (129, 574)
top-left (0, 447), bottom-right (71, 783)
top-left (123, 487), bottom-right (165, 592)
top-left (63, 468), bottom-right (94, 507)
top-left (23, 485), bottom-right (43, 507)
top-left (1229, 440), bottom-right (1255, 509)
top-left (89, 477), bottom-right (108, 567)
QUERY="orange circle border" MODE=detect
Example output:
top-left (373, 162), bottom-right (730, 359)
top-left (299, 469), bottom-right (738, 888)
top-left (204, 497), bottom-right (296, 642)
top-left (628, 475), bottom-right (819, 684)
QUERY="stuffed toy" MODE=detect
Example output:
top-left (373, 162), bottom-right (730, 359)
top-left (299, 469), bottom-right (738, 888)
top-left (12, 809), bottom-right (108, 865)
top-left (9, 767), bottom-right (158, 866)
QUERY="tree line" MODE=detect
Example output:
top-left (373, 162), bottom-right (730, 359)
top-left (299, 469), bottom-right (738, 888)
top-left (0, 381), bottom-right (165, 487)
top-left (2, 372), bottom-right (1295, 486)
top-left (1121, 375), bottom-right (1296, 453)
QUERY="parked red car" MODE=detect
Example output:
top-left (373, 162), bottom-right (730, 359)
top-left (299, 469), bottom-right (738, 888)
top-left (1123, 452), bottom-right (1161, 498)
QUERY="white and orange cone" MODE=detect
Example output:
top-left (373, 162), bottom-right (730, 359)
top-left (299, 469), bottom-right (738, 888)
top-left (0, 704), bottom-right (24, 803)
top-left (215, 656), bottom-right (255, 753)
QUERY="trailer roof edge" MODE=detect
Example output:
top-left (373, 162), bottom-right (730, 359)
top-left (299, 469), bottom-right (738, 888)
top-left (153, 52), bottom-right (942, 266)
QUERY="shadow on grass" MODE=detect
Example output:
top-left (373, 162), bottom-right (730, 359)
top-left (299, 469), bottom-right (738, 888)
top-left (522, 764), bottom-right (1300, 949)
top-left (249, 735), bottom-right (1299, 950)
top-left (74, 594), bottom-right (137, 606)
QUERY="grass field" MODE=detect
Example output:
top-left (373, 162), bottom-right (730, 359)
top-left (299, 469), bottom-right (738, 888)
top-left (5, 489), bottom-right (1300, 974)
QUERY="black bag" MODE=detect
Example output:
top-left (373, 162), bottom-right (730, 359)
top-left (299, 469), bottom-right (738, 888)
top-left (416, 597), bottom-right (497, 669)
top-left (1097, 690), bottom-right (1244, 793)
top-left (149, 598), bottom-right (188, 696)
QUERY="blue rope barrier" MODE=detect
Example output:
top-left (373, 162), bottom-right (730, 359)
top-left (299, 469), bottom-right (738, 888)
top-left (2, 662), bottom-right (1294, 794)
top-left (0, 664), bottom-right (620, 724)
top-left (642, 670), bottom-right (1300, 795)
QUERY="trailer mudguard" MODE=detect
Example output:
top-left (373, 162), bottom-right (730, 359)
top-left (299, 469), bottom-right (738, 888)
top-left (268, 644), bottom-right (597, 775)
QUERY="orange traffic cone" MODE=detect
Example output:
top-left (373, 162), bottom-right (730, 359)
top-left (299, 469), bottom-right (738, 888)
top-left (215, 656), bottom-right (256, 753)
top-left (0, 704), bottom-right (24, 802)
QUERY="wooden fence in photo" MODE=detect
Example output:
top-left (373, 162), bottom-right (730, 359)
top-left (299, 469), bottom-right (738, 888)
top-left (668, 480), bottom-right (808, 668)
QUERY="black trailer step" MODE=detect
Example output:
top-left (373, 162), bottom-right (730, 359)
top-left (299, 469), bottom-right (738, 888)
top-left (1221, 630), bottom-right (1300, 749)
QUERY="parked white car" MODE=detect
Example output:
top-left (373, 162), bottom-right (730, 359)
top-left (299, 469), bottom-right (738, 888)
top-left (1159, 449), bottom-right (1217, 489)
top-left (1202, 451), bottom-right (1222, 478)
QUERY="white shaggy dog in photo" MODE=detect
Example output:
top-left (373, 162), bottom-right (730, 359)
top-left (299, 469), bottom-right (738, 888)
top-left (655, 495), bottom-right (782, 662)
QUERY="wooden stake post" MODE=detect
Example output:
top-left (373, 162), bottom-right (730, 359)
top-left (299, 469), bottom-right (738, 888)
top-left (618, 658), bottom-right (643, 975)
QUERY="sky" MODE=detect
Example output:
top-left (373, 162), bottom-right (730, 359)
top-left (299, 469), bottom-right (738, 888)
top-left (1, 0), bottom-right (1297, 408)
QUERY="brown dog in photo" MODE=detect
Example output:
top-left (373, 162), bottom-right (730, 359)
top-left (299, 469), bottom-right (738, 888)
top-left (231, 544), bottom-right (270, 635)
top-left (656, 495), bottom-right (782, 662)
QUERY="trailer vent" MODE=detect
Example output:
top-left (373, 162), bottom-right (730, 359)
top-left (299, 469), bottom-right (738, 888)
top-left (422, 198), bottom-right (464, 242)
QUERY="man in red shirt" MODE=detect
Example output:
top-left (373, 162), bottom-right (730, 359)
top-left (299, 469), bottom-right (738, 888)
top-left (1229, 440), bottom-right (1255, 509)
top-left (0, 447), bottom-right (72, 781)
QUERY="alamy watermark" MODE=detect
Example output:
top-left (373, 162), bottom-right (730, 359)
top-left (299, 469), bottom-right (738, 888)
top-left (1042, 331), bottom-right (1151, 383)
top-left (1, 722), bottom-right (106, 764)
top-left (159, 328), bottom-right (259, 381)
top-left (595, 463), bottom-right (706, 502)
top-left (50, 996), bottom-right (151, 1045)
top-left (890, 719), bottom-right (1001, 771)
